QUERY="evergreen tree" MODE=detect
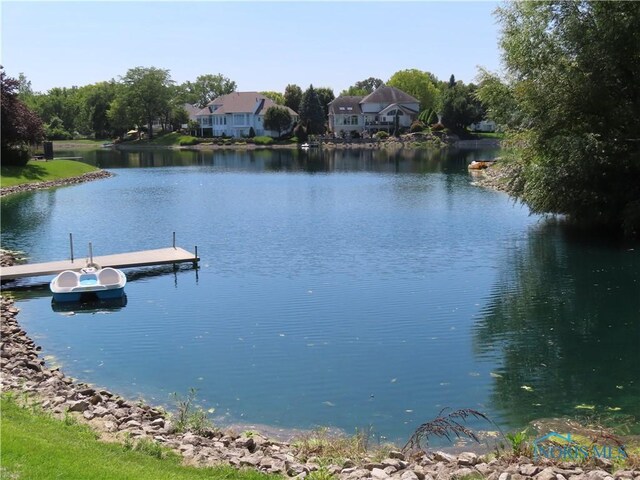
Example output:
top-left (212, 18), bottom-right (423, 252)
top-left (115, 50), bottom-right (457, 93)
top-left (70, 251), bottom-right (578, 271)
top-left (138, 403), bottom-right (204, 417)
top-left (298, 85), bottom-right (325, 135)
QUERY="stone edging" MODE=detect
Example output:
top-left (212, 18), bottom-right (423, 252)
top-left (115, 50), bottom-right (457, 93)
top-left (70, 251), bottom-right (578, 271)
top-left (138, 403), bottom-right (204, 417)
top-left (1, 255), bottom-right (637, 480)
top-left (0, 170), bottom-right (114, 198)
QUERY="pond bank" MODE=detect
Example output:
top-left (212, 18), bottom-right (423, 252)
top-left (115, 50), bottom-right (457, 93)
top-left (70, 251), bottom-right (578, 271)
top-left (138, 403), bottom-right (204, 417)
top-left (1, 252), bottom-right (636, 480)
top-left (0, 170), bottom-right (113, 198)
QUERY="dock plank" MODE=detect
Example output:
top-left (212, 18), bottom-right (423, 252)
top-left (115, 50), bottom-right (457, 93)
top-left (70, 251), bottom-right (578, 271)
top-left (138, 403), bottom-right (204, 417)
top-left (0, 247), bottom-right (199, 281)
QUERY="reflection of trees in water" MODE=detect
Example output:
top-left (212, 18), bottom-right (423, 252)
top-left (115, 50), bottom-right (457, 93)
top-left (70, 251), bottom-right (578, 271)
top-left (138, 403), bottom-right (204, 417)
top-left (0, 191), bottom-right (56, 250)
top-left (473, 220), bottom-right (640, 429)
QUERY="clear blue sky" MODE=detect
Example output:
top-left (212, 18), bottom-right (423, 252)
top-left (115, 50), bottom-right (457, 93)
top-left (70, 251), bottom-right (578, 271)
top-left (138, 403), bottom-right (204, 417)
top-left (1, 1), bottom-right (503, 94)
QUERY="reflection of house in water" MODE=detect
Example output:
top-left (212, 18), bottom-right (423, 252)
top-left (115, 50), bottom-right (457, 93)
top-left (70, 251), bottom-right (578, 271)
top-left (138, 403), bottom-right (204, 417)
top-left (328, 85), bottom-right (420, 137)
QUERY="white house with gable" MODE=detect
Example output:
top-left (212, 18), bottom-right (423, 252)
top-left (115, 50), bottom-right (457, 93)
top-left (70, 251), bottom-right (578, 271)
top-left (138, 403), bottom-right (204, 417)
top-left (196, 92), bottom-right (298, 138)
top-left (328, 85), bottom-right (420, 136)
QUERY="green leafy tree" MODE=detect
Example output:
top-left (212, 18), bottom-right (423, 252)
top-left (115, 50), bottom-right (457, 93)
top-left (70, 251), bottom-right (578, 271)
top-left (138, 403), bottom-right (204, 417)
top-left (496, 0), bottom-right (640, 237)
top-left (387, 69), bottom-right (440, 112)
top-left (107, 94), bottom-right (134, 137)
top-left (298, 85), bottom-right (325, 135)
top-left (263, 106), bottom-right (292, 138)
top-left (181, 74), bottom-right (236, 108)
top-left (260, 91), bottom-right (285, 105)
top-left (121, 67), bottom-right (174, 139)
top-left (1, 68), bottom-right (45, 165)
top-left (315, 87), bottom-right (335, 118)
top-left (475, 68), bottom-right (521, 129)
top-left (284, 84), bottom-right (302, 112)
top-left (340, 77), bottom-right (383, 96)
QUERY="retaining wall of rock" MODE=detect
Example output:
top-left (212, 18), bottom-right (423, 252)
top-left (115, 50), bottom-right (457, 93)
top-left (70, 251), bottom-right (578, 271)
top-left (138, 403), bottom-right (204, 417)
top-left (0, 170), bottom-right (113, 198)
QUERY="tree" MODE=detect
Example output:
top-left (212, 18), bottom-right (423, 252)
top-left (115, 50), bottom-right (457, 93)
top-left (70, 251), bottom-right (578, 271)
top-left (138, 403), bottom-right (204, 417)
top-left (440, 81), bottom-right (485, 131)
top-left (260, 91), bottom-right (285, 105)
top-left (284, 84), bottom-right (303, 112)
top-left (298, 85), bottom-right (325, 135)
top-left (475, 68), bottom-right (521, 129)
top-left (315, 87), bottom-right (335, 118)
top-left (1, 67), bottom-right (44, 165)
top-left (121, 67), bottom-right (173, 139)
top-left (182, 74), bottom-right (236, 108)
top-left (496, 1), bottom-right (640, 237)
top-left (340, 77), bottom-right (383, 96)
top-left (387, 69), bottom-right (440, 112)
top-left (263, 106), bottom-right (292, 138)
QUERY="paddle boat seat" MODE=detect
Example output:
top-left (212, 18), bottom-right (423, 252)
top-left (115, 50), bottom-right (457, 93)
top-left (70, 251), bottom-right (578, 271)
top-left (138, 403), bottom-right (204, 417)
top-left (98, 267), bottom-right (121, 286)
top-left (56, 271), bottom-right (79, 289)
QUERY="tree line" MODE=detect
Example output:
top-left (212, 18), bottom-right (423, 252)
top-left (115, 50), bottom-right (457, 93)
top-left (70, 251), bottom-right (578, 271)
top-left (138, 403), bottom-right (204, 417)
top-left (8, 66), bottom-right (488, 144)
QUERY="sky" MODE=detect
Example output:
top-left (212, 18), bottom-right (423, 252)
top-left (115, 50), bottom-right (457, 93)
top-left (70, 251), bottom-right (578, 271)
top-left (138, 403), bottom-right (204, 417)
top-left (1, 1), bottom-right (504, 95)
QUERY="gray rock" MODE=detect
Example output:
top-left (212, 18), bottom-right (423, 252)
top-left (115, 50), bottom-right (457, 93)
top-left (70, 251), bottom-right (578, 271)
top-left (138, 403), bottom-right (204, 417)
top-left (433, 451), bottom-right (457, 463)
top-left (401, 471), bottom-right (420, 480)
top-left (365, 463), bottom-right (386, 471)
top-left (520, 465), bottom-right (541, 477)
top-left (498, 473), bottom-right (512, 480)
top-left (82, 410), bottom-right (95, 420)
top-left (150, 418), bottom-right (165, 428)
top-left (343, 459), bottom-right (356, 468)
top-left (452, 468), bottom-right (476, 479)
top-left (458, 452), bottom-right (479, 467)
top-left (613, 471), bottom-right (635, 479)
top-left (372, 468), bottom-right (391, 480)
top-left (92, 406), bottom-right (109, 417)
top-left (103, 421), bottom-right (118, 432)
top-left (390, 451), bottom-right (406, 461)
top-left (67, 400), bottom-right (90, 412)
top-left (537, 468), bottom-right (558, 480)
top-left (124, 420), bottom-right (142, 429)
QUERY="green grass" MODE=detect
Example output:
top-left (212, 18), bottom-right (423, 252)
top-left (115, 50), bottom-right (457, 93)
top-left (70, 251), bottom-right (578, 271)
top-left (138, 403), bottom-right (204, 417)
top-left (472, 132), bottom-right (505, 140)
top-left (1, 160), bottom-right (98, 188)
top-left (0, 394), bottom-right (280, 480)
top-left (141, 132), bottom-right (200, 146)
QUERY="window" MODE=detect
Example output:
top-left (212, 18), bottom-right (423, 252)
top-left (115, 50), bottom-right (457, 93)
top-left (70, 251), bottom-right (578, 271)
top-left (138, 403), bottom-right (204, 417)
top-left (233, 114), bottom-right (246, 125)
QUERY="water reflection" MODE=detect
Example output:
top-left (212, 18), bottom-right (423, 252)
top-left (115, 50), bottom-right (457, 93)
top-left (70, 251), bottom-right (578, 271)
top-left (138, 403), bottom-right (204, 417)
top-left (473, 219), bottom-right (640, 431)
top-left (51, 295), bottom-right (128, 314)
top-left (65, 146), bottom-right (499, 175)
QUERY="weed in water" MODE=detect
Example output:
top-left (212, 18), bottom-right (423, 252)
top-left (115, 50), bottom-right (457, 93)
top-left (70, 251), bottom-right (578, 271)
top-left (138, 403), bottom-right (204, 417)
top-left (403, 408), bottom-right (501, 453)
top-left (170, 388), bottom-right (214, 435)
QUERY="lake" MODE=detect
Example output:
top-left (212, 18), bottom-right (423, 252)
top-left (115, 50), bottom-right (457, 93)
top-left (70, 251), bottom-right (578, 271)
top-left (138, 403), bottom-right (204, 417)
top-left (2, 146), bottom-right (639, 445)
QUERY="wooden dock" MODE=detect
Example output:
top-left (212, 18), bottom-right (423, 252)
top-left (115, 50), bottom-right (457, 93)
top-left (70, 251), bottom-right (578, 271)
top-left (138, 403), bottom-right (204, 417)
top-left (0, 247), bottom-right (199, 281)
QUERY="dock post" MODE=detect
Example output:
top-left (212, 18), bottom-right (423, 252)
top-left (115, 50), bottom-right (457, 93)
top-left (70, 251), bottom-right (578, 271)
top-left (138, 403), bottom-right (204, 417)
top-left (194, 246), bottom-right (198, 268)
top-left (173, 232), bottom-right (176, 249)
top-left (89, 242), bottom-right (93, 265)
top-left (69, 233), bottom-right (74, 263)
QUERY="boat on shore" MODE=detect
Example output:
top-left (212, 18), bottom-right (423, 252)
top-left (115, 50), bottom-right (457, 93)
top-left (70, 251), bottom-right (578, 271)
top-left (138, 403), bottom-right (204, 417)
top-left (50, 265), bottom-right (127, 303)
top-left (468, 160), bottom-right (494, 170)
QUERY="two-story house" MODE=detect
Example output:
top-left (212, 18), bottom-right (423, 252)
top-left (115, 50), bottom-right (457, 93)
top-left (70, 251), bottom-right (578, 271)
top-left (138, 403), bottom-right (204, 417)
top-left (196, 92), bottom-right (298, 138)
top-left (328, 85), bottom-right (420, 136)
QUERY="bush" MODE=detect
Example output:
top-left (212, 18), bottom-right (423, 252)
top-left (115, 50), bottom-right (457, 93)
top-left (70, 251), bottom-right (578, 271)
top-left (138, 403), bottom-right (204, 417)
top-left (293, 123), bottom-right (308, 143)
top-left (248, 127), bottom-right (256, 138)
top-left (410, 120), bottom-right (426, 133)
top-left (1, 145), bottom-right (30, 166)
top-left (375, 131), bottom-right (389, 140)
top-left (178, 137), bottom-right (199, 146)
top-left (253, 136), bottom-right (274, 145)
top-left (430, 122), bottom-right (445, 132)
top-left (350, 130), bottom-right (361, 139)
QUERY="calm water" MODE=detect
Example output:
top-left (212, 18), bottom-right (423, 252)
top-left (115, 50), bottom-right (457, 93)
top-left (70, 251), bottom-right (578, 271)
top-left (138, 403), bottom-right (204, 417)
top-left (2, 147), bottom-right (639, 444)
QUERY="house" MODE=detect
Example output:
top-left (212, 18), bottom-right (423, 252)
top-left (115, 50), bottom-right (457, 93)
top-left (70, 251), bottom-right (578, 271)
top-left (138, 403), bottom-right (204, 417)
top-left (196, 92), bottom-right (298, 138)
top-left (182, 103), bottom-right (201, 130)
top-left (469, 120), bottom-right (497, 132)
top-left (328, 85), bottom-right (420, 136)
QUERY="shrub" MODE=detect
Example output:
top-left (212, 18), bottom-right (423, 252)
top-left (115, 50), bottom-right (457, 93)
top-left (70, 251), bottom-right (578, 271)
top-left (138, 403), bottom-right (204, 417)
top-left (248, 127), bottom-right (256, 138)
top-left (374, 131), bottom-right (389, 140)
top-left (253, 136), bottom-right (274, 145)
top-left (1, 145), bottom-right (31, 166)
top-left (178, 136), bottom-right (199, 146)
top-left (350, 130), bottom-right (361, 139)
top-left (410, 120), bottom-right (426, 133)
top-left (294, 123), bottom-right (308, 143)
top-left (430, 122), bottom-right (445, 132)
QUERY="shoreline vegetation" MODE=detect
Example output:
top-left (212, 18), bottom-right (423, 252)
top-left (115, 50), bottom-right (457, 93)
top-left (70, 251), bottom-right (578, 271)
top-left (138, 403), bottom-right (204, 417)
top-left (1, 250), bottom-right (639, 479)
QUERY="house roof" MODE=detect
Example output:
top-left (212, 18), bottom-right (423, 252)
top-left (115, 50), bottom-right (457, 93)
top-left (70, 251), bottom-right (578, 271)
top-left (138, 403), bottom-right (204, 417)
top-left (184, 103), bottom-right (201, 119)
top-left (200, 92), bottom-right (297, 116)
top-left (328, 96), bottom-right (364, 115)
top-left (360, 85), bottom-right (419, 105)
top-left (379, 103), bottom-right (420, 116)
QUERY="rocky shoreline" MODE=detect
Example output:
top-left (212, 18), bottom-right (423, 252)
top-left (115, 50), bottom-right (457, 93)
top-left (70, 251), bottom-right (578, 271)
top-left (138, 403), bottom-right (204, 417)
top-left (1, 253), bottom-right (638, 479)
top-left (0, 170), bottom-right (114, 198)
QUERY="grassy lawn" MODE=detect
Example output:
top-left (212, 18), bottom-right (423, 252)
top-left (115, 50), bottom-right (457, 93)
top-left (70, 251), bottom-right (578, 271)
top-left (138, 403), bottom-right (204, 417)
top-left (131, 132), bottom-right (199, 146)
top-left (0, 160), bottom-right (98, 188)
top-left (0, 394), bottom-right (279, 480)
